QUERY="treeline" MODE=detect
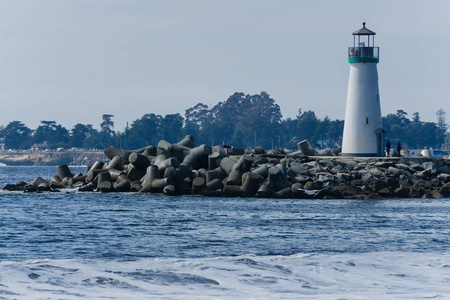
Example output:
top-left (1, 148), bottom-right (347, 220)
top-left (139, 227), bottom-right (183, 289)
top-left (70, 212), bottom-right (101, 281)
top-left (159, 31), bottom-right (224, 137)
top-left (0, 92), bottom-right (447, 151)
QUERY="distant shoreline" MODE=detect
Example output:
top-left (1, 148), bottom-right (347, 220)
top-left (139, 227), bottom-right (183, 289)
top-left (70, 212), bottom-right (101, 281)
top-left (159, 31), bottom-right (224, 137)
top-left (0, 151), bottom-right (106, 166)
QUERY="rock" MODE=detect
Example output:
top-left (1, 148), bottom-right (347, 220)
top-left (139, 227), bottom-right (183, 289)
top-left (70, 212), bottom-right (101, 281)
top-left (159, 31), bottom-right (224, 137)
top-left (163, 185), bottom-right (176, 195)
top-left (127, 167), bottom-right (145, 182)
top-left (439, 183), bottom-right (450, 197)
top-left (3, 184), bottom-right (25, 191)
top-left (318, 174), bottom-right (337, 182)
top-left (142, 146), bottom-right (157, 156)
top-left (241, 172), bottom-right (263, 195)
top-left (315, 148), bottom-right (332, 156)
top-left (31, 177), bottom-right (48, 187)
top-left (423, 162), bottom-right (438, 175)
top-left (437, 173), bottom-right (450, 184)
top-left (222, 184), bottom-right (242, 197)
top-left (411, 163), bottom-right (425, 172)
top-left (438, 165), bottom-right (450, 174)
top-left (208, 152), bottom-right (223, 170)
top-left (330, 164), bottom-right (345, 174)
top-left (114, 180), bottom-right (131, 192)
top-left (421, 149), bottom-right (432, 158)
top-left (107, 156), bottom-right (123, 171)
top-left (255, 184), bottom-right (274, 198)
top-left (226, 154), bottom-right (253, 186)
top-left (268, 166), bottom-right (292, 192)
top-left (57, 165), bottom-right (73, 179)
top-left (252, 164), bottom-right (270, 178)
top-left (336, 173), bottom-right (352, 181)
top-left (430, 189), bottom-right (442, 198)
top-left (297, 140), bottom-right (315, 156)
top-left (129, 152), bottom-right (151, 170)
top-left (394, 186), bottom-right (410, 198)
top-left (374, 161), bottom-right (395, 168)
top-left (253, 146), bottom-right (265, 154)
top-left (177, 135), bottom-right (196, 148)
top-left (275, 187), bottom-right (292, 198)
top-left (289, 162), bottom-right (309, 176)
top-left (386, 167), bottom-right (410, 178)
top-left (400, 149), bottom-right (409, 157)
top-left (332, 147), bottom-right (342, 156)
top-left (183, 144), bottom-right (212, 169)
top-left (377, 188), bottom-right (394, 198)
top-left (79, 184), bottom-right (95, 192)
top-left (130, 182), bottom-right (142, 192)
top-left (192, 177), bottom-right (206, 193)
top-left (410, 187), bottom-right (427, 198)
top-left (98, 181), bottom-right (113, 193)
top-left (303, 181), bottom-right (318, 190)
top-left (396, 164), bottom-right (416, 174)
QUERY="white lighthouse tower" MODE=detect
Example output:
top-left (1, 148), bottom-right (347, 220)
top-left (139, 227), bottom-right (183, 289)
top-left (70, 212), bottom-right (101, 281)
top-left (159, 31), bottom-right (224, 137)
top-left (341, 22), bottom-right (385, 157)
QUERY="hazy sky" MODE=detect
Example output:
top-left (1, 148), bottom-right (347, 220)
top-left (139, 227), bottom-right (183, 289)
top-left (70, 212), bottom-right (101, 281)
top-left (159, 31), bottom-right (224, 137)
top-left (1, 0), bottom-right (449, 131)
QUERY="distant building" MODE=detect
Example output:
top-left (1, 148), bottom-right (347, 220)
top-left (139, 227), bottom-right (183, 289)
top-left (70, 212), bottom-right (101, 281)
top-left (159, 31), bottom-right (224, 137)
top-left (441, 132), bottom-right (450, 150)
top-left (31, 141), bottom-right (49, 151)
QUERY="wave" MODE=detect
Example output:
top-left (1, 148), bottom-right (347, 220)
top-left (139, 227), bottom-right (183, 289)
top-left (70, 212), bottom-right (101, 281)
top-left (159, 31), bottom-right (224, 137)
top-left (0, 252), bottom-right (448, 299)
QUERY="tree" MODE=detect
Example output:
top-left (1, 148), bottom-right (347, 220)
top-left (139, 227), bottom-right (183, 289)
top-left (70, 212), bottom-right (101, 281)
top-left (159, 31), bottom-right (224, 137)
top-left (100, 114), bottom-right (115, 136)
top-left (396, 110), bottom-right (410, 125)
top-left (32, 121), bottom-right (69, 148)
top-left (436, 108), bottom-right (448, 131)
top-left (49, 124), bottom-right (70, 147)
top-left (124, 113), bottom-right (163, 149)
top-left (1, 121), bottom-right (32, 149)
top-left (233, 92), bottom-right (282, 148)
top-left (184, 103), bottom-right (210, 139)
top-left (161, 114), bottom-right (184, 142)
top-left (71, 124), bottom-right (96, 148)
top-left (314, 116), bottom-right (331, 148)
top-left (33, 121), bottom-right (56, 144)
top-left (296, 110), bottom-right (319, 145)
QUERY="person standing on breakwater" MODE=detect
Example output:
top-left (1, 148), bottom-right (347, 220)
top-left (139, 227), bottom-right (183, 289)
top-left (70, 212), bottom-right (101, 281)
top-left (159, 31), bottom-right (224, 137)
top-left (222, 142), bottom-right (231, 148)
top-left (397, 141), bottom-right (402, 155)
top-left (385, 140), bottom-right (391, 157)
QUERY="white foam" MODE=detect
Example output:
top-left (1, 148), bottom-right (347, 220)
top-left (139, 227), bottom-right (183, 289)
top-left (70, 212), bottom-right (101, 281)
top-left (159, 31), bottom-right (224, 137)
top-left (0, 252), bottom-right (449, 299)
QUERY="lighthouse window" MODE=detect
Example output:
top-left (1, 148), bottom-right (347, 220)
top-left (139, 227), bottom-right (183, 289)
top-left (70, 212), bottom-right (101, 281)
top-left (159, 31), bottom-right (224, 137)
top-left (366, 118), bottom-right (369, 124)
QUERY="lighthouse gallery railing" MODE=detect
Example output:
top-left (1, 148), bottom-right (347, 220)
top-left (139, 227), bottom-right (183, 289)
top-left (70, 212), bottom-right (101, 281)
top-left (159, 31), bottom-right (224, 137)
top-left (348, 47), bottom-right (379, 59)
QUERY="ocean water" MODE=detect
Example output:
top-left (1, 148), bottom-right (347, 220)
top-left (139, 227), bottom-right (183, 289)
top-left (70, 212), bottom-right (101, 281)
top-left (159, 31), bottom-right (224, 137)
top-left (0, 166), bottom-right (449, 299)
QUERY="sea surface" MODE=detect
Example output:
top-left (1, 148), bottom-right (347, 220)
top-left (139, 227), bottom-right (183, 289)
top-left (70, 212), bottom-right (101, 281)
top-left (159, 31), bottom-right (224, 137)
top-left (0, 166), bottom-right (449, 299)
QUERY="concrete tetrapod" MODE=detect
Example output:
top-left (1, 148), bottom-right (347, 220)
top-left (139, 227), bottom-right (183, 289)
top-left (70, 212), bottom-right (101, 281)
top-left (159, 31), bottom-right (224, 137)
top-left (183, 144), bottom-right (212, 170)
top-left (104, 146), bottom-right (123, 160)
top-left (177, 135), bottom-right (196, 148)
top-left (227, 154), bottom-right (253, 186)
top-left (57, 165), bottom-right (72, 180)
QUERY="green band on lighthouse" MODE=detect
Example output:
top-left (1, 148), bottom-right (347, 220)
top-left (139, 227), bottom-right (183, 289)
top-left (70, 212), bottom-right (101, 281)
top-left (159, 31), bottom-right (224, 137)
top-left (348, 57), bottom-right (379, 63)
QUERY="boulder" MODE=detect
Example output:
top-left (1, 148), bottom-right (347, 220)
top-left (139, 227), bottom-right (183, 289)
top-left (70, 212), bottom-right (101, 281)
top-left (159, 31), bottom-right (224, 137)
top-left (253, 146), bottom-right (265, 154)
top-left (421, 149), bottom-right (432, 158)
top-left (297, 140), bottom-right (315, 156)
top-left (315, 148), bottom-right (332, 156)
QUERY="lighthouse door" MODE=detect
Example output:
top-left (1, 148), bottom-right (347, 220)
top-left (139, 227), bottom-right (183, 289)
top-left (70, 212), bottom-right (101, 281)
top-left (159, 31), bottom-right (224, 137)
top-left (375, 129), bottom-right (385, 157)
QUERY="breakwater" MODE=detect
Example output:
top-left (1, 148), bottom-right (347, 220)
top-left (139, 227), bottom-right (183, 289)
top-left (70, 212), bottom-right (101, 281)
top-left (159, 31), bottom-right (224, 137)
top-left (3, 135), bottom-right (450, 199)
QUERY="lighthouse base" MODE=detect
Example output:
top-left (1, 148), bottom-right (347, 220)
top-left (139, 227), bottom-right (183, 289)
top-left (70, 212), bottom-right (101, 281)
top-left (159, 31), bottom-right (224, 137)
top-left (341, 152), bottom-right (379, 157)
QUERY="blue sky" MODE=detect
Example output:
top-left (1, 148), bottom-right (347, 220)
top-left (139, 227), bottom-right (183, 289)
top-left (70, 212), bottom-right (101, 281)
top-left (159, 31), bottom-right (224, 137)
top-left (0, 0), bottom-right (449, 131)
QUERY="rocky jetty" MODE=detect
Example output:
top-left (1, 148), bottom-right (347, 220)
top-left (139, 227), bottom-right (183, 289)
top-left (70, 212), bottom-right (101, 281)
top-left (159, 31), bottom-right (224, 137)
top-left (4, 135), bottom-right (450, 199)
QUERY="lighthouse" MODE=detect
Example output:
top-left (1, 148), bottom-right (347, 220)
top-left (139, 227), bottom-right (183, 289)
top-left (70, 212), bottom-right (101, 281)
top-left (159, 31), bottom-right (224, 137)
top-left (341, 22), bottom-right (385, 157)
